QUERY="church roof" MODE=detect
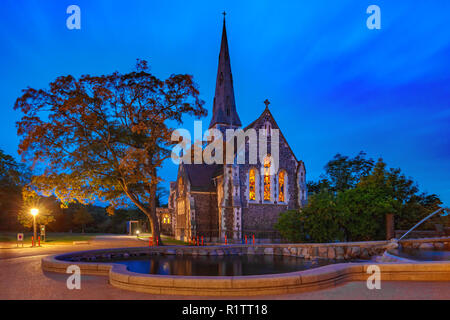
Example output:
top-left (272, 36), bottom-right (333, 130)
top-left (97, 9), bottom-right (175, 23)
top-left (209, 16), bottom-right (242, 129)
top-left (245, 103), bottom-right (300, 164)
top-left (183, 163), bottom-right (222, 192)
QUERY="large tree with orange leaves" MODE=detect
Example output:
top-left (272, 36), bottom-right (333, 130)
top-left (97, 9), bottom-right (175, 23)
top-left (14, 60), bottom-right (206, 244)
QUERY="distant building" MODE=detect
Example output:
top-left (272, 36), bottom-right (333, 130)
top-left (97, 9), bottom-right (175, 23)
top-left (169, 17), bottom-right (307, 242)
top-left (156, 207), bottom-right (174, 236)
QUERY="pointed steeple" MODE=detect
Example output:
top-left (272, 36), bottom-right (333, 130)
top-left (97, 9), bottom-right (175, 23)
top-left (209, 13), bottom-right (242, 129)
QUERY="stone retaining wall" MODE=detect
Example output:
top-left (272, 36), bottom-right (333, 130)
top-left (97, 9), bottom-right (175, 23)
top-left (56, 241), bottom-right (393, 263)
top-left (53, 237), bottom-right (450, 264)
top-left (399, 237), bottom-right (450, 250)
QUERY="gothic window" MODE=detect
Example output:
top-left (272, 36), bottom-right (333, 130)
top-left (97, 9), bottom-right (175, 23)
top-left (278, 171), bottom-right (285, 202)
top-left (163, 214), bottom-right (171, 224)
top-left (178, 177), bottom-right (183, 193)
top-left (177, 199), bottom-right (185, 216)
top-left (263, 121), bottom-right (272, 135)
top-left (264, 156), bottom-right (271, 201)
top-left (249, 168), bottom-right (256, 201)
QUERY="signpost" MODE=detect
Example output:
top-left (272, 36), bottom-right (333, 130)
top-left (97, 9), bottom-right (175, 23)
top-left (40, 225), bottom-right (46, 242)
top-left (17, 233), bottom-right (24, 247)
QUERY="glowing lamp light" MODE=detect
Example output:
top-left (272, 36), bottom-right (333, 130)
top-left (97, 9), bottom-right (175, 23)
top-left (30, 208), bottom-right (39, 216)
top-left (136, 230), bottom-right (140, 235)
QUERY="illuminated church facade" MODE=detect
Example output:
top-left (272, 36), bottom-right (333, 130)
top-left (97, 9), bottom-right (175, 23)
top-left (168, 17), bottom-right (307, 242)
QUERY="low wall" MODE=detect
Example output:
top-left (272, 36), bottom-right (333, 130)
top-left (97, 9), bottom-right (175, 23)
top-left (42, 238), bottom-right (450, 296)
top-left (399, 237), bottom-right (450, 250)
top-left (54, 241), bottom-right (392, 263)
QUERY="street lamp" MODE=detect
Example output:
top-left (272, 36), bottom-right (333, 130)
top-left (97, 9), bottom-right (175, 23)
top-left (30, 208), bottom-right (38, 247)
top-left (136, 230), bottom-right (140, 238)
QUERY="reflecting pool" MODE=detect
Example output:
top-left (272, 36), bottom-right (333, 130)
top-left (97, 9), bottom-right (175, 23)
top-left (108, 254), bottom-right (337, 276)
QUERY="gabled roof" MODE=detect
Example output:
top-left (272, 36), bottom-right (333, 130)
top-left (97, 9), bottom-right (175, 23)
top-left (245, 105), bottom-right (300, 163)
top-left (182, 163), bottom-right (222, 192)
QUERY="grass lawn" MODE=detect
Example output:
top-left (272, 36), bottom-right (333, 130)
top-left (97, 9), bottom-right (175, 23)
top-left (0, 231), bottom-right (187, 245)
top-left (160, 237), bottom-right (187, 245)
top-left (0, 232), bottom-right (98, 244)
top-left (137, 233), bottom-right (187, 245)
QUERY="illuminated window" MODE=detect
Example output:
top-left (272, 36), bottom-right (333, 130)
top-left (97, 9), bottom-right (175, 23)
top-left (177, 199), bottom-right (184, 216)
top-left (278, 171), bottom-right (285, 202)
top-left (163, 214), bottom-right (171, 224)
top-left (264, 156), bottom-right (271, 201)
top-left (249, 168), bottom-right (256, 201)
top-left (178, 177), bottom-right (183, 193)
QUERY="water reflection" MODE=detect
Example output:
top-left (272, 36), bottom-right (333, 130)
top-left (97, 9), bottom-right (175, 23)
top-left (114, 255), bottom-right (334, 276)
top-left (389, 248), bottom-right (450, 261)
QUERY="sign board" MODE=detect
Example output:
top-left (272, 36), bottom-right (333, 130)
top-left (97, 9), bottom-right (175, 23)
top-left (40, 225), bottom-right (46, 242)
top-left (17, 233), bottom-right (24, 247)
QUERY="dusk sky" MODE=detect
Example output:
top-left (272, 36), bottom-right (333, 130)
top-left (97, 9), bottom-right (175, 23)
top-left (0, 1), bottom-right (449, 205)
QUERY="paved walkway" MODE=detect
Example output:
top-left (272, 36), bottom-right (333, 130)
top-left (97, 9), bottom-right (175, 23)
top-left (1, 235), bottom-right (449, 300)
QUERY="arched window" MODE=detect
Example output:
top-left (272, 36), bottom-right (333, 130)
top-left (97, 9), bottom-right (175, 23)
top-left (163, 214), bottom-right (171, 224)
top-left (264, 156), bottom-right (271, 201)
top-left (249, 168), bottom-right (256, 201)
top-left (278, 171), bottom-right (285, 202)
top-left (263, 121), bottom-right (272, 135)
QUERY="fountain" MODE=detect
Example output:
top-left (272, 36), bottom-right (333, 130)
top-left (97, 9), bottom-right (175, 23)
top-left (379, 207), bottom-right (449, 262)
top-left (398, 207), bottom-right (446, 241)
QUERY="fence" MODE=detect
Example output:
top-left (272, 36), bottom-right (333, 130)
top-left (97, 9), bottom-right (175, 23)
top-left (175, 228), bottom-right (287, 244)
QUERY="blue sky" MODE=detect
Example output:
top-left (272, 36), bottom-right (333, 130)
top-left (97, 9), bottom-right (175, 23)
top-left (0, 0), bottom-right (449, 205)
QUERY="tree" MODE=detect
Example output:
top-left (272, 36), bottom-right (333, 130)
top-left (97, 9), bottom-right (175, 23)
top-left (17, 188), bottom-right (56, 229)
top-left (323, 151), bottom-right (375, 192)
top-left (274, 210), bottom-right (305, 242)
top-left (0, 149), bottom-right (31, 231)
top-left (300, 190), bottom-right (345, 242)
top-left (277, 155), bottom-right (444, 243)
top-left (14, 59), bottom-right (206, 244)
top-left (306, 178), bottom-right (331, 196)
top-left (72, 207), bottom-right (94, 233)
top-left (336, 160), bottom-right (397, 241)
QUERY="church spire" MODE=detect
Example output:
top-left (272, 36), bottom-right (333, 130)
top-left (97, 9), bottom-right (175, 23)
top-left (209, 13), bottom-right (242, 129)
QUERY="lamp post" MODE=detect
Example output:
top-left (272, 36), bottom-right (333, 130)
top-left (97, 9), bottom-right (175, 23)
top-left (30, 208), bottom-right (38, 247)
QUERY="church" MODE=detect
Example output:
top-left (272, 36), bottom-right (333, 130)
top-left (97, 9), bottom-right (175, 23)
top-left (168, 16), bottom-right (307, 242)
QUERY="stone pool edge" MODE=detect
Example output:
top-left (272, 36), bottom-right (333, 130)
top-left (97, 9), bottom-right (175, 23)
top-left (41, 240), bottom-right (450, 296)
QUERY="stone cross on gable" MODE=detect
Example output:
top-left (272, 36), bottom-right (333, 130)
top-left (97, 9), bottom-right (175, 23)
top-left (264, 99), bottom-right (270, 108)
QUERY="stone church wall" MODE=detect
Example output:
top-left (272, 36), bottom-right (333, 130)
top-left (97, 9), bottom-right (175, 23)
top-left (192, 192), bottom-right (219, 239)
top-left (237, 114), bottom-right (302, 234)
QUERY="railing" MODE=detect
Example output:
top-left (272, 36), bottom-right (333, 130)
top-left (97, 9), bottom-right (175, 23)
top-left (175, 228), bottom-right (286, 244)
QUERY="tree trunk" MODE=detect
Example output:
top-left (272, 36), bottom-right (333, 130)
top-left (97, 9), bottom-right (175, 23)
top-left (149, 170), bottom-right (163, 246)
top-left (121, 178), bottom-right (163, 245)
